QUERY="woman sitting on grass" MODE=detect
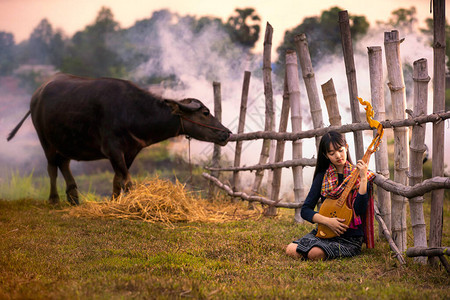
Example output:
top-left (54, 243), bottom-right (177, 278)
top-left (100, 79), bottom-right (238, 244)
top-left (286, 131), bottom-right (375, 261)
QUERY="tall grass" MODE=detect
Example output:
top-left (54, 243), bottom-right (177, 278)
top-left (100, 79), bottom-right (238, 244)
top-left (0, 170), bottom-right (110, 202)
top-left (0, 170), bottom-right (50, 200)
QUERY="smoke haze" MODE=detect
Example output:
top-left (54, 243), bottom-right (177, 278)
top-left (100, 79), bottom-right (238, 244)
top-left (1, 16), bottom-right (449, 198)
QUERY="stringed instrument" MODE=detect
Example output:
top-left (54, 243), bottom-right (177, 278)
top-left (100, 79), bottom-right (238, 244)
top-left (316, 97), bottom-right (384, 238)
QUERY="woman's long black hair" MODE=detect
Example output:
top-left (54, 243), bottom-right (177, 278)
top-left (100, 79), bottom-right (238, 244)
top-left (313, 131), bottom-right (353, 179)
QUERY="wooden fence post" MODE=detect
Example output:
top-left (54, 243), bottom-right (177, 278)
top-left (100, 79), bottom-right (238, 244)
top-left (268, 73), bottom-right (290, 216)
top-left (368, 46), bottom-right (392, 238)
top-left (384, 30), bottom-right (409, 252)
top-left (209, 81), bottom-right (222, 198)
top-left (409, 58), bottom-right (430, 264)
top-left (321, 79), bottom-right (342, 126)
top-left (338, 10), bottom-right (364, 160)
top-left (286, 49), bottom-right (305, 222)
top-left (429, 0), bottom-right (446, 266)
top-left (294, 33), bottom-right (324, 149)
top-left (251, 23), bottom-right (275, 197)
top-left (232, 71), bottom-right (251, 192)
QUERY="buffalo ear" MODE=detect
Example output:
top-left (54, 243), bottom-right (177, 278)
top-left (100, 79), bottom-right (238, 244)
top-left (164, 98), bottom-right (202, 114)
top-left (164, 99), bottom-right (182, 115)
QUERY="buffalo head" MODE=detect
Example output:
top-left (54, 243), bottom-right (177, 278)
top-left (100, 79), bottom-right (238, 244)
top-left (164, 98), bottom-right (231, 146)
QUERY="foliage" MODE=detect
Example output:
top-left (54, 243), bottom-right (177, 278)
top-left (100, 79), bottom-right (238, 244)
top-left (421, 17), bottom-right (450, 77)
top-left (0, 32), bottom-right (17, 75)
top-left (121, 8), bottom-right (260, 86)
top-left (14, 67), bottom-right (52, 93)
top-left (0, 197), bottom-right (448, 299)
top-left (60, 7), bottom-right (126, 78)
top-left (18, 19), bottom-right (67, 67)
top-left (388, 6), bottom-right (418, 32)
top-left (225, 8), bottom-right (261, 48)
top-left (275, 6), bottom-right (369, 76)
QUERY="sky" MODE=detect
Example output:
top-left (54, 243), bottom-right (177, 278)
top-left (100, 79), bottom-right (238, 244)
top-left (0, 0), bottom-right (444, 52)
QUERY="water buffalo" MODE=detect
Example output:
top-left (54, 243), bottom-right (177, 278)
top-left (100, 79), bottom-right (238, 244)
top-left (7, 73), bottom-right (231, 205)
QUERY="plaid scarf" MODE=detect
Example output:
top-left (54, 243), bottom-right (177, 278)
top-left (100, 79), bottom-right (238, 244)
top-left (321, 161), bottom-right (376, 248)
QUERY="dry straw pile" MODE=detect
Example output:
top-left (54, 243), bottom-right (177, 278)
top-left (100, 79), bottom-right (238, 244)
top-left (69, 178), bottom-right (260, 227)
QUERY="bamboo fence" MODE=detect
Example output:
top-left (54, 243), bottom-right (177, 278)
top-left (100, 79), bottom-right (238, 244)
top-left (409, 58), bottom-right (429, 264)
top-left (368, 46), bottom-right (392, 238)
top-left (339, 10), bottom-right (364, 160)
top-left (385, 29), bottom-right (409, 253)
top-left (286, 49), bottom-right (305, 222)
top-left (429, 0), bottom-right (446, 267)
top-left (203, 9), bottom-right (449, 268)
top-left (251, 23), bottom-right (275, 209)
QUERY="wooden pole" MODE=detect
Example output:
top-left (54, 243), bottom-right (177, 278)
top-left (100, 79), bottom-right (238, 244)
top-left (286, 49), bottom-right (305, 222)
top-left (374, 205), bottom-right (406, 265)
top-left (203, 172), bottom-right (302, 209)
top-left (232, 71), bottom-right (251, 192)
top-left (294, 33), bottom-right (324, 149)
top-left (384, 30), bottom-right (409, 253)
top-left (407, 247), bottom-right (450, 257)
top-left (209, 81), bottom-right (222, 198)
top-left (367, 46), bottom-right (391, 238)
top-left (338, 10), bottom-right (364, 160)
top-left (407, 246), bottom-right (450, 272)
top-left (267, 72), bottom-right (290, 216)
top-left (251, 22), bottom-right (275, 196)
top-left (206, 157), bottom-right (316, 172)
top-left (409, 58), bottom-right (430, 264)
top-left (321, 79), bottom-right (342, 126)
top-left (429, 0), bottom-right (446, 266)
top-left (228, 111), bottom-right (450, 142)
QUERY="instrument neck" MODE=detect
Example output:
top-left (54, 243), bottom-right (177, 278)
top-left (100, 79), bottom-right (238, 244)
top-left (336, 149), bottom-right (374, 206)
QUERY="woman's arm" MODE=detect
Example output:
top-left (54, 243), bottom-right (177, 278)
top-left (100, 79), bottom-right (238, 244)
top-left (357, 160), bottom-right (368, 195)
top-left (300, 173), bottom-right (324, 223)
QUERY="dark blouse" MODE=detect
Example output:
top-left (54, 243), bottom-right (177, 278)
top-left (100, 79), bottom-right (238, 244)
top-left (300, 172), bottom-right (369, 237)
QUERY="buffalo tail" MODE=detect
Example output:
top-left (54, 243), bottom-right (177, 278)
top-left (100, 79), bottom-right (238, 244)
top-left (7, 111), bottom-right (31, 141)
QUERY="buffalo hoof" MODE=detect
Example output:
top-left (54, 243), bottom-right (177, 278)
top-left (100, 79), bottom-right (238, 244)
top-left (66, 185), bottom-right (79, 205)
top-left (48, 195), bottom-right (60, 205)
top-left (67, 195), bottom-right (79, 206)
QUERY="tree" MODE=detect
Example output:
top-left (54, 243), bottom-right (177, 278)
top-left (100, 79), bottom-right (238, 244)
top-left (28, 19), bottom-right (54, 64)
top-left (121, 9), bottom-right (258, 85)
top-left (275, 7), bottom-right (369, 76)
top-left (225, 8), bottom-right (261, 48)
top-left (61, 7), bottom-right (125, 78)
top-left (388, 7), bottom-right (418, 32)
top-left (0, 32), bottom-right (16, 75)
top-left (16, 19), bottom-right (67, 68)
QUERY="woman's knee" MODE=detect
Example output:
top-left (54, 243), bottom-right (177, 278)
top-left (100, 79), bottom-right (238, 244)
top-left (286, 243), bottom-right (301, 259)
top-left (307, 247), bottom-right (326, 261)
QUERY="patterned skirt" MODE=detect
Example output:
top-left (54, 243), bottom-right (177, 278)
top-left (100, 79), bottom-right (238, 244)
top-left (293, 229), bottom-right (363, 260)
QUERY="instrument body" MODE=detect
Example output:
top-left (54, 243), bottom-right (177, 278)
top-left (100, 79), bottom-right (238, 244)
top-left (316, 196), bottom-right (353, 238)
top-left (316, 166), bottom-right (361, 238)
top-left (315, 97), bottom-right (383, 239)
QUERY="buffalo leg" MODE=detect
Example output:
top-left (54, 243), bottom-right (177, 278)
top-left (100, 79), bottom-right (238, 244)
top-left (47, 162), bottom-right (60, 204)
top-left (59, 158), bottom-right (79, 205)
top-left (109, 153), bottom-right (132, 198)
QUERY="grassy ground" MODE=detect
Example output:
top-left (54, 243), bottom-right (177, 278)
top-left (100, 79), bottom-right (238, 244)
top-left (0, 195), bottom-right (449, 299)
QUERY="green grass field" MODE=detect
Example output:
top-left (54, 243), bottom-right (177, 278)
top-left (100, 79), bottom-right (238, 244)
top-left (0, 188), bottom-right (449, 299)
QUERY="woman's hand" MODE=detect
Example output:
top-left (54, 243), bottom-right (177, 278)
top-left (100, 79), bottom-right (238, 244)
top-left (356, 160), bottom-right (368, 179)
top-left (312, 213), bottom-right (348, 236)
top-left (325, 217), bottom-right (349, 236)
